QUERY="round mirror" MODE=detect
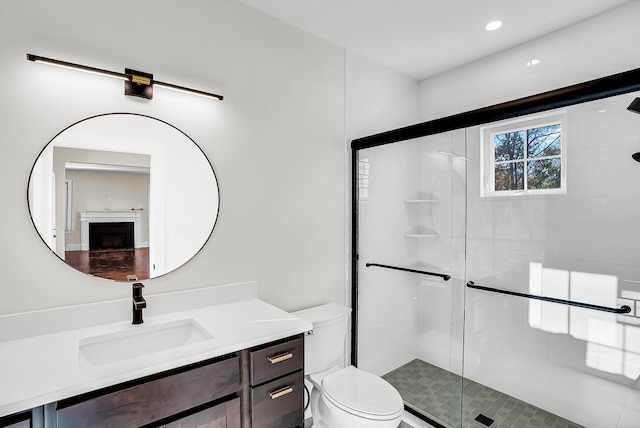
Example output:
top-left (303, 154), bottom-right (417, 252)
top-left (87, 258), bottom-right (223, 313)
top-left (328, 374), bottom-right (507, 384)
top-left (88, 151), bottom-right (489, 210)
top-left (28, 113), bottom-right (220, 282)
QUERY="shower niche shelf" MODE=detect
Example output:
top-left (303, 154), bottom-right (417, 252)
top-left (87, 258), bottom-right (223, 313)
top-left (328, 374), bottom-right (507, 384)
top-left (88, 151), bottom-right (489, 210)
top-left (405, 228), bottom-right (438, 238)
top-left (405, 194), bottom-right (440, 238)
top-left (404, 193), bottom-right (439, 204)
top-left (405, 199), bottom-right (439, 203)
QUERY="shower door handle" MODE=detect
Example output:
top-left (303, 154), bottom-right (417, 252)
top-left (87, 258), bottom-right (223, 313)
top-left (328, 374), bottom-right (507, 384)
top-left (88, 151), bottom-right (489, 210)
top-left (466, 281), bottom-right (632, 314)
top-left (366, 263), bottom-right (451, 281)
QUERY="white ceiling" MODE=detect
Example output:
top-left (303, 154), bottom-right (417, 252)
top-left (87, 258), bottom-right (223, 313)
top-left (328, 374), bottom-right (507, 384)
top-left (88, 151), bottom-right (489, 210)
top-left (241, 0), bottom-right (631, 81)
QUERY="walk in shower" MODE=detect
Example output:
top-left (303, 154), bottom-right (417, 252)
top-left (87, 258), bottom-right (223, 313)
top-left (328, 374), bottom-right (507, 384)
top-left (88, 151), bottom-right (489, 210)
top-left (351, 70), bottom-right (640, 428)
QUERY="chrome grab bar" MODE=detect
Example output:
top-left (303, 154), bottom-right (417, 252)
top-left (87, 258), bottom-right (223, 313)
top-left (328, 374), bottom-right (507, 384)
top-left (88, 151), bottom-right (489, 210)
top-left (366, 263), bottom-right (451, 281)
top-left (466, 281), bottom-right (631, 314)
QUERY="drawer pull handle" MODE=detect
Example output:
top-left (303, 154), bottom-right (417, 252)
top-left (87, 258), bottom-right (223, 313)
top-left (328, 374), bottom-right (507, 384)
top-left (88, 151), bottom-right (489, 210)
top-left (268, 352), bottom-right (293, 364)
top-left (269, 386), bottom-right (293, 399)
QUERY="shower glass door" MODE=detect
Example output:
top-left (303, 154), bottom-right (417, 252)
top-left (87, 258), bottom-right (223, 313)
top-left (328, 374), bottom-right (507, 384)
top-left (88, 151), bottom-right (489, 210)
top-left (462, 91), bottom-right (640, 428)
top-left (353, 82), bottom-right (639, 428)
top-left (355, 129), bottom-right (467, 427)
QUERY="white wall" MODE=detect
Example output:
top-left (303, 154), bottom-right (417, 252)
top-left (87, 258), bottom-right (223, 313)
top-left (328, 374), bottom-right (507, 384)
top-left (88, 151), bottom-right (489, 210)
top-left (419, 1), bottom-right (640, 120)
top-left (345, 50), bottom-right (420, 374)
top-left (345, 50), bottom-right (419, 141)
top-left (0, 0), bottom-right (345, 314)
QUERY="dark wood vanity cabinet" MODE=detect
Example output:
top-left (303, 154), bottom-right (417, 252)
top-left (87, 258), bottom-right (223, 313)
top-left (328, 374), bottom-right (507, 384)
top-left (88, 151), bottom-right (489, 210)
top-left (0, 334), bottom-right (304, 428)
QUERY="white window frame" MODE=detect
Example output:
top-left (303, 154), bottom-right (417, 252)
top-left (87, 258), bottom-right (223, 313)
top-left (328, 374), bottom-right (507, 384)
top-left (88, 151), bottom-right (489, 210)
top-left (480, 110), bottom-right (567, 197)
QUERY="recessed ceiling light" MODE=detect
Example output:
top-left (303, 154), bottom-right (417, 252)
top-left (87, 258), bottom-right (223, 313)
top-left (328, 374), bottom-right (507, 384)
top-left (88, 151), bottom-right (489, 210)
top-left (485, 20), bottom-right (502, 31)
top-left (526, 58), bottom-right (541, 67)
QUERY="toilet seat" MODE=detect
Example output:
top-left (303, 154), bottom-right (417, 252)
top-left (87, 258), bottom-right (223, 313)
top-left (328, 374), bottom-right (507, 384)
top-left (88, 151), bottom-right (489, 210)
top-left (321, 366), bottom-right (403, 420)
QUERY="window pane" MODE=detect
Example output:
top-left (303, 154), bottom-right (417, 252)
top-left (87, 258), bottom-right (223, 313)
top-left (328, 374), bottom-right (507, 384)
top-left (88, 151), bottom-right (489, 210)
top-left (495, 162), bottom-right (524, 191)
top-left (495, 131), bottom-right (524, 161)
top-left (528, 158), bottom-right (561, 189)
top-left (527, 124), bottom-right (561, 158)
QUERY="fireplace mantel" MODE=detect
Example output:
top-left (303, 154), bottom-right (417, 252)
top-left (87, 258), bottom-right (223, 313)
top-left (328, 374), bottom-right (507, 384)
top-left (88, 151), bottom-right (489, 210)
top-left (79, 210), bottom-right (143, 251)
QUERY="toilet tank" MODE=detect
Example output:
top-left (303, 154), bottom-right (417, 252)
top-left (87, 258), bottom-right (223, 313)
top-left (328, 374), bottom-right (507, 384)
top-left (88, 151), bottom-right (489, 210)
top-left (291, 303), bottom-right (351, 375)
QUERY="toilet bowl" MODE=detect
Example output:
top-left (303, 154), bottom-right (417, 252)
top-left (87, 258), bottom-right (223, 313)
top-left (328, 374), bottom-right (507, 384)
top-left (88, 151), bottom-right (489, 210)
top-left (308, 365), bottom-right (403, 428)
top-left (292, 303), bottom-right (404, 428)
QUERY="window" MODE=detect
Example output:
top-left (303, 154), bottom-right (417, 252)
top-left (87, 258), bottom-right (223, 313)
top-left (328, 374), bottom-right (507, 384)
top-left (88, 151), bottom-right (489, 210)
top-left (481, 111), bottom-right (566, 196)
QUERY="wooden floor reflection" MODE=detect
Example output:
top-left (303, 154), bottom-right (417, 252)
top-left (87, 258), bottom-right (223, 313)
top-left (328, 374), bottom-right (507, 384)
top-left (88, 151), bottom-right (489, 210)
top-left (65, 248), bottom-right (150, 281)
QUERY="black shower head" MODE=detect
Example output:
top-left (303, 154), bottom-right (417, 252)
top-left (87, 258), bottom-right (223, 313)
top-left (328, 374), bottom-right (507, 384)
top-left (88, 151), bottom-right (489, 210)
top-left (633, 152), bottom-right (640, 163)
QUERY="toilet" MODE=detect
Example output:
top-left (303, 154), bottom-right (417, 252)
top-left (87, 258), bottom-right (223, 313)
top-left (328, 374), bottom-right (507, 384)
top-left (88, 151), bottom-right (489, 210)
top-left (292, 303), bottom-right (404, 428)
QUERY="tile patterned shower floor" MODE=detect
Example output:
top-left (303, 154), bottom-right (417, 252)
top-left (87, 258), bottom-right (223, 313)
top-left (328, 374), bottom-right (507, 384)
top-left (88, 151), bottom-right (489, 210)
top-left (383, 359), bottom-right (584, 428)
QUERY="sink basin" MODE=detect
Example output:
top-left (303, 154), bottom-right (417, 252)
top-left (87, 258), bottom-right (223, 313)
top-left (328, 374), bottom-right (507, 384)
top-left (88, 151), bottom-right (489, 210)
top-left (79, 319), bottom-right (212, 366)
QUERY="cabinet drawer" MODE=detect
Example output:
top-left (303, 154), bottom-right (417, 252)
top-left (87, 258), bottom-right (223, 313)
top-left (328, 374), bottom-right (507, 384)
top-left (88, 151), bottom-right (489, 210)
top-left (249, 336), bottom-right (303, 386)
top-left (57, 354), bottom-right (239, 428)
top-left (250, 371), bottom-right (304, 428)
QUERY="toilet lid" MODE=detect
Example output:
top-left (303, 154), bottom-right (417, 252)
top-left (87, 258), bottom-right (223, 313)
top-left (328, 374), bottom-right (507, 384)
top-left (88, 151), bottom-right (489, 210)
top-left (322, 366), bottom-right (403, 419)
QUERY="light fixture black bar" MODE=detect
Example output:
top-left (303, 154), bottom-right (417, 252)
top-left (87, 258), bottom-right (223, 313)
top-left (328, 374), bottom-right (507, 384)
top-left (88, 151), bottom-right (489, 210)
top-left (153, 80), bottom-right (223, 101)
top-left (27, 53), bottom-right (129, 80)
top-left (466, 281), bottom-right (632, 314)
top-left (366, 263), bottom-right (451, 281)
top-left (26, 53), bottom-right (223, 101)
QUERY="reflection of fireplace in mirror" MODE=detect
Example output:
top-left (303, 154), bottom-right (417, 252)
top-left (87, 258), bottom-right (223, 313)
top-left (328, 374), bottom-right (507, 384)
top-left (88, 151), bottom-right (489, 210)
top-left (89, 222), bottom-right (134, 250)
top-left (69, 210), bottom-right (149, 281)
top-left (79, 210), bottom-right (143, 251)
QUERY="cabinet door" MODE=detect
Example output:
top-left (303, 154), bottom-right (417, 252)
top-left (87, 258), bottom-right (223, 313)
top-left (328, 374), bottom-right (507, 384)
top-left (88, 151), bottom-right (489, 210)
top-left (164, 397), bottom-right (241, 428)
top-left (250, 371), bottom-right (304, 428)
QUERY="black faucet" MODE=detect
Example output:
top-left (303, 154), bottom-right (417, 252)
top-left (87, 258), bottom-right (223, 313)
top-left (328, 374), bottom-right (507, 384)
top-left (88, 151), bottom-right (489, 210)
top-left (132, 282), bottom-right (146, 324)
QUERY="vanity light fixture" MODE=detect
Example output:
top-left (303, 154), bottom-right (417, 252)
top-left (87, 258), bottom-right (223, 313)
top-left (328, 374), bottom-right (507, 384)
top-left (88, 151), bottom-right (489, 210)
top-left (26, 53), bottom-right (223, 101)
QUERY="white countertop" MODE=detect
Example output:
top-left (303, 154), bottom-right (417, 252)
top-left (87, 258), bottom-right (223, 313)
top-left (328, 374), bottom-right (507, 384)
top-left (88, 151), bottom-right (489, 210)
top-left (0, 283), bottom-right (312, 417)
